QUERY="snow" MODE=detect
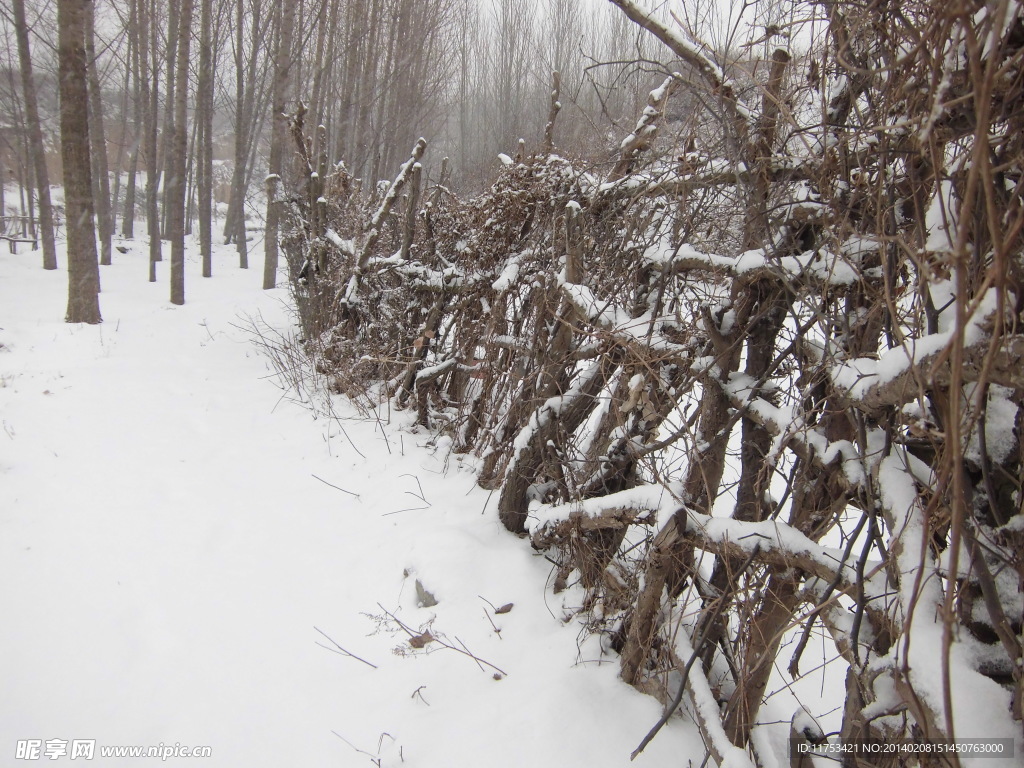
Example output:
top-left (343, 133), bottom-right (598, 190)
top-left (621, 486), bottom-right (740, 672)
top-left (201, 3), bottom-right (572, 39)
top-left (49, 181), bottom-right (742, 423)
top-left (873, 451), bottom-right (1024, 765)
top-left (924, 180), bottom-right (957, 254)
top-left (675, 629), bottom-right (756, 768)
top-left (641, 239), bottom-right (859, 286)
top-left (0, 238), bottom-right (705, 766)
top-left (791, 707), bottom-right (823, 741)
top-left (966, 384), bottom-right (1018, 465)
top-left (617, 76), bottom-right (674, 151)
top-left (325, 228), bottom-right (355, 255)
top-left (559, 279), bottom-right (633, 328)
top-left (527, 482), bottom-right (679, 534)
top-left (491, 252), bottom-right (521, 292)
top-left (831, 286), bottom-right (1002, 403)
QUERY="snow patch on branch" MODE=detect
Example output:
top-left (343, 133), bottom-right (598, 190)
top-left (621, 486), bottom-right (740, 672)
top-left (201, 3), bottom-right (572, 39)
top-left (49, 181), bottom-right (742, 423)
top-left (642, 237), bottom-right (860, 285)
top-left (831, 287), bottom-right (1001, 404)
top-left (492, 253), bottom-right (522, 292)
top-left (527, 482), bottom-right (680, 535)
top-left (504, 360), bottom-right (605, 480)
top-left (675, 628), bottom-right (756, 768)
top-left (869, 449), bottom-right (1022, 755)
top-left (324, 229), bottom-right (354, 255)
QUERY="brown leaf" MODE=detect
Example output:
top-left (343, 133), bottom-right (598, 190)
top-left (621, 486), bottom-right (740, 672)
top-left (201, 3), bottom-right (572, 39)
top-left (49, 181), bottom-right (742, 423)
top-left (408, 631), bottom-right (434, 649)
top-left (494, 603), bottom-right (514, 614)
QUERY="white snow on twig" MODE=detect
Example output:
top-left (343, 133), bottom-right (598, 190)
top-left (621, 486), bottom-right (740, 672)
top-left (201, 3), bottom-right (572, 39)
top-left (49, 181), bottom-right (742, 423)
top-left (831, 286), bottom-right (1000, 402)
top-left (324, 228), bottom-right (354, 255)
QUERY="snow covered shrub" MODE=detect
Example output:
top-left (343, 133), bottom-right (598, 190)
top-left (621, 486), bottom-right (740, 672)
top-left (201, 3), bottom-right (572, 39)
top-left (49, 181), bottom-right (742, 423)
top-left (281, 1), bottom-right (1024, 761)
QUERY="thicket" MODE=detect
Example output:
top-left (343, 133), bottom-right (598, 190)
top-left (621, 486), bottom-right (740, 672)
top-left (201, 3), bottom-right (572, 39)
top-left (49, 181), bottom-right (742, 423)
top-left (280, 1), bottom-right (1024, 764)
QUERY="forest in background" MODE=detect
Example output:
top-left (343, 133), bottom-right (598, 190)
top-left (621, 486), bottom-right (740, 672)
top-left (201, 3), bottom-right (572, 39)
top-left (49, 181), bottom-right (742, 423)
top-left (2, 0), bottom-right (1023, 765)
top-left (0, 0), bottom-right (686, 268)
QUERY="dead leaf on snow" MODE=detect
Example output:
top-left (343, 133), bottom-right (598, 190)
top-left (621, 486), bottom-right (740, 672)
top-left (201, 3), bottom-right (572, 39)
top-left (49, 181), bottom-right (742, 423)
top-left (408, 631), bottom-right (434, 649)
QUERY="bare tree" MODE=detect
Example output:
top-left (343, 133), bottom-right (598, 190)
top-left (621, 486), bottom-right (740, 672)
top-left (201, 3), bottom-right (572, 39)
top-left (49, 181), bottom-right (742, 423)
top-left (196, 0), bottom-right (214, 277)
top-left (225, 0), bottom-right (272, 269)
top-left (157, 0), bottom-right (180, 240)
top-left (84, 0), bottom-right (112, 266)
top-left (137, 0), bottom-right (161, 280)
top-left (58, 0), bottom-right (101, 323)
top-left (489, 0), bottom-right (536, 154)
top-left (262, 0), bottom-right (296, 290)
top-left (11, 0), bottom-right (58, 271)
top-left (120, 0), bottom-right (141, 239)
top-left (167, 0), bottom-right (193, 305)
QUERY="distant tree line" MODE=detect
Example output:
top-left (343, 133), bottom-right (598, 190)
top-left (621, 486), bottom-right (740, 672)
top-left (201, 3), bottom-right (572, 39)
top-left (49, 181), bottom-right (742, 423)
top-left (0, 0), bottom-right (676, 317)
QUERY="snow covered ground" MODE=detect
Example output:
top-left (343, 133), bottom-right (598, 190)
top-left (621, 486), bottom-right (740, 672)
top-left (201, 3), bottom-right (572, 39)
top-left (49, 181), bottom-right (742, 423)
top-left (0, 240), bottom-right (698, 766)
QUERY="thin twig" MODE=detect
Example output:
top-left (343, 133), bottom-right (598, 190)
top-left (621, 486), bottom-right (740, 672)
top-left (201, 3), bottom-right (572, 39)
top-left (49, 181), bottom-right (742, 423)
top-left (331, 413), bottom-right (367, 459)
top-left (312, 473), bottom-right (360, 498)
top-left (376, 603), bottom-right (507, 676)
top-left (411, 685), bottom-right (430, 705)
top-left (790, 511), bottom-right (868, 676)
top-left (482, 608), bottom-right (503, 639)
top-left (314, 626), bottom-right (378, 668)
top-left (382, 505), bottom-right (431, 516)
top-left (399, 473), bottom-right (429, 503)
top-left (331, 731), bottom-right (378, 760)
top-left (478, 595), bottom-right (498, 612)
top-left (454, 635), bottom-right (487, 673)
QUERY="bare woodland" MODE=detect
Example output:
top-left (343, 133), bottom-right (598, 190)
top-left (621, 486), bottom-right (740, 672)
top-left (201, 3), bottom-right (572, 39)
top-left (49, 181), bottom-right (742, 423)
top-left (3, 0), bottom-right (1024, 764)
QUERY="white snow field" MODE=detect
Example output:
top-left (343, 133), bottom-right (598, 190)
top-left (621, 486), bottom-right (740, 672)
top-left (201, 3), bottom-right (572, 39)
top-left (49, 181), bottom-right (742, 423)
top-left (0, 240), bottom-right (697, 767)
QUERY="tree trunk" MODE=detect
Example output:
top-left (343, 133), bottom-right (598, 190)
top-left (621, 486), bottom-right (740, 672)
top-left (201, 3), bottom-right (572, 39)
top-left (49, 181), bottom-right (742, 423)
top-left (159, 0), bottom-right (181, 239)
top-left (110, 24), bottom-right (134, 240)
top-left (84, 0), bottom-right (113, 266)
top-left (225, 0), bottom-right (256, 268)
top-left (263, 0), bottom-right (297, 290)
top-left (140, 0), bottom-right (161, 280)
top-left (197, 0), bottom-right (214, 277)
top-left (58, 0), bottom-right (101, 324)
top-left (168, 0), bottom-right (193, 305)
top-left (12, 0), bottom-right (58, 270)
top-left (184, 103), bottom-right (200, 235)
top-left (308, 0), bottom-right (333, 150)
top-left (122, 12), bottom-right (140, 241)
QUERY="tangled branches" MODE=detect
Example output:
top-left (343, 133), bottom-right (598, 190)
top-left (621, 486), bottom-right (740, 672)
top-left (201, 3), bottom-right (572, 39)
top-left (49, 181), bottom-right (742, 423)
top-left (280, 1), bottom-right (1024, 763)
